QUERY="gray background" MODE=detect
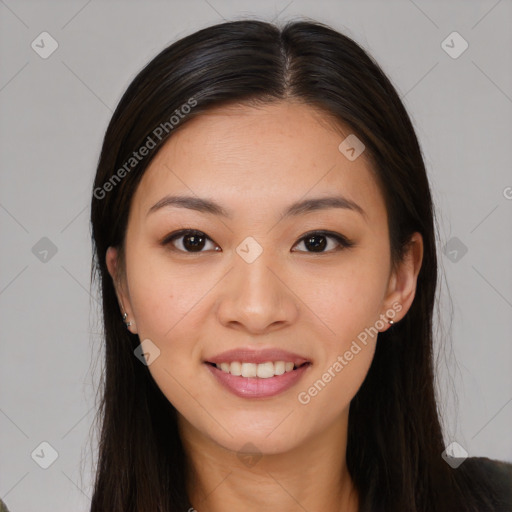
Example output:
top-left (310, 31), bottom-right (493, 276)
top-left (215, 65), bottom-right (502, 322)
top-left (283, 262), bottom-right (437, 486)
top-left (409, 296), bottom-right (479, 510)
top-left (1, 0), bottom-right (511, 510)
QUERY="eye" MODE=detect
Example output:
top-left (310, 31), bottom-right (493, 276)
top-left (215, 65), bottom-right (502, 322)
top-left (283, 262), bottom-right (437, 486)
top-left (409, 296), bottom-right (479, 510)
top-left (162, 229), bottom-right (220, 253)
top-left (292, 230), bottom-right (354, 253)
top-left (162, 229), bottom-right (354, 254)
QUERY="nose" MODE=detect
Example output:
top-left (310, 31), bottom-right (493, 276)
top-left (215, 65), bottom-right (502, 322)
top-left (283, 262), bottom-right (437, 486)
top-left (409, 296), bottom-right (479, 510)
top-left (216, 248), bottom-right (299, 335)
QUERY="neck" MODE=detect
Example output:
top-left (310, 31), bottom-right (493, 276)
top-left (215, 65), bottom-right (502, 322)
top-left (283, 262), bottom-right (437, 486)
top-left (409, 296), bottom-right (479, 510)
top-left (179, 411), bottom-right (359, 512)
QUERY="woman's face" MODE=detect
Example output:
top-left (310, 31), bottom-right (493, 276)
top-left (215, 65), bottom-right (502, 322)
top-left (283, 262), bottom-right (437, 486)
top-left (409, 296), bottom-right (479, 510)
top-left (107, 101), bottom-right (421, 455)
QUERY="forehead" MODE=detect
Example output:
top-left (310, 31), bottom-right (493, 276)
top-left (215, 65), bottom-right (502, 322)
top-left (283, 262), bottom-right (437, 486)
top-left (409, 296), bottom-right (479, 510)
top-left (131, 101), bottom-right (386, 225)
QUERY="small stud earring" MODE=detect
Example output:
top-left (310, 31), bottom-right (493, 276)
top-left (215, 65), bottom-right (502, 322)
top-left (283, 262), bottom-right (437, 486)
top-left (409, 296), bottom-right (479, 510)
top-left (122, 312), bottom-right (132, 328)
top-left (388, 318), bottom-right (394, 325)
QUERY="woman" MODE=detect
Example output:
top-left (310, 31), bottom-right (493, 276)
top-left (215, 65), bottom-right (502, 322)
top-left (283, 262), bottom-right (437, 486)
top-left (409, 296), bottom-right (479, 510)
top-left (88, 19), bottom-right (512, 511)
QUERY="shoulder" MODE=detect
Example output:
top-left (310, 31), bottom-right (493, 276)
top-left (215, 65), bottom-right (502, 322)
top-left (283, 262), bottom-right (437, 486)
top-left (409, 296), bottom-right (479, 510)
top-left (456, 456), bottom-right (512, 511)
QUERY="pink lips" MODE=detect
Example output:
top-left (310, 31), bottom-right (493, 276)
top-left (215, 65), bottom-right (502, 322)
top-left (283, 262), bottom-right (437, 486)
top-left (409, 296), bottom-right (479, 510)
top-left (204, 347), bottom-right (311, 399)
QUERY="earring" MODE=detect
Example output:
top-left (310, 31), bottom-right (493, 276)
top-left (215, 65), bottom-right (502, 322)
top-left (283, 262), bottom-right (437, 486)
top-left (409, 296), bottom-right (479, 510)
top-left (387, 318), bottom-right (394, 325)
top-left (122, 312), bottom-right (132, 328)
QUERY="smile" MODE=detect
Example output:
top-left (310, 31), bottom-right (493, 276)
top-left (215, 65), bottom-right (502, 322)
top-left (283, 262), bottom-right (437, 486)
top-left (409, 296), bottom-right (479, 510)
top-left (205, 361), bottom-right (312, 398)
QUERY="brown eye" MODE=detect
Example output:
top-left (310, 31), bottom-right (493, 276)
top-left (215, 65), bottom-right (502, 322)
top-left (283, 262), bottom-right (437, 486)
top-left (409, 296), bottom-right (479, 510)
top-left (163, 230), bottom-right (219, 253)
top-left (292, 231), bottom-right (354, 253)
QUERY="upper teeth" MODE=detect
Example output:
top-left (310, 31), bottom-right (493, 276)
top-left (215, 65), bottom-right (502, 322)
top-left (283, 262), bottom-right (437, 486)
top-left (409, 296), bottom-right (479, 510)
top-left (216, 361), bottom-right (296, 378)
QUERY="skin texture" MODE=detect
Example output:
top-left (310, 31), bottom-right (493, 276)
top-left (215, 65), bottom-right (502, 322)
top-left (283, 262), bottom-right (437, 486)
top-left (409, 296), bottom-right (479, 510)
top-left (106, 101), bottom-right (423, 512)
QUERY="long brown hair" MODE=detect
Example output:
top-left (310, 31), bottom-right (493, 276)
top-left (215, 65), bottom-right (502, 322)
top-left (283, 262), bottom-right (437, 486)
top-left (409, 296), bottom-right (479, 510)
top-left (90, 19), bottom-right (498, 511)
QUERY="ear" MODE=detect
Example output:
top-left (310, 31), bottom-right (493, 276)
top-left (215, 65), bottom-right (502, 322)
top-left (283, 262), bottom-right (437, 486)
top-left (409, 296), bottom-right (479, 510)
top-left (106, 246), bottom-right (138, 334)
top-left (380, 232), bottom-right (423, 330)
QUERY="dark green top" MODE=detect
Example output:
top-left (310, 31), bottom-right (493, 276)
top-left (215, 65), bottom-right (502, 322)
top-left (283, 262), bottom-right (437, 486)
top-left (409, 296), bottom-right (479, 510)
top-left (356, 456), bottom-right (512, 512)
top-left (465, 456), bottom-right (512, 511)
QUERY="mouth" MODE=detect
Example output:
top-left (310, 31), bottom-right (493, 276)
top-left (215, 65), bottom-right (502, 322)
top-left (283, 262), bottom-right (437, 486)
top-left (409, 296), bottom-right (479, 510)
top-left (203, 359), bottom-right (312, 399)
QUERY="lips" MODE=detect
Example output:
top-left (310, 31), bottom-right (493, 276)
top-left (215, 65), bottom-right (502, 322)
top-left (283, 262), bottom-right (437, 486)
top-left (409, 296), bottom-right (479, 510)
top-left (205, 359), bottom-right (311, 398)
top-left (203, 347), bottom-right (312, 398)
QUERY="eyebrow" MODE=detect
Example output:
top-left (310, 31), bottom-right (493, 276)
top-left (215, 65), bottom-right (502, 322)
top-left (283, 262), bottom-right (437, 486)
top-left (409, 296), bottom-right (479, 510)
top-left (147, 194), bottom-right (366, 221)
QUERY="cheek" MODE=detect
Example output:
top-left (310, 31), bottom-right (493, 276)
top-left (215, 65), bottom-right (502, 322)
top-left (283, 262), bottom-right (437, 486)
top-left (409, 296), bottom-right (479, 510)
top-left (126, 247), bottom-right (209, 339)
top-left (295, 255), bottom-right (387, 403)
top-left (303, 255), bottom-right (389, 341)
top-left (293, 339), bottom-right (376, 445)
top-left (294, 271), bottom-right (383, 425)
top-left (124, 248), bottom-right (213, 393)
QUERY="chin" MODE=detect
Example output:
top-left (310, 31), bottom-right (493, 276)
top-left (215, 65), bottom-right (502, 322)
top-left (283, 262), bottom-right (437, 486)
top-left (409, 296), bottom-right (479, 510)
top-left (199, 412), bottom-right (311, 455)
top-left (216, 431), bottom-right (301, 457)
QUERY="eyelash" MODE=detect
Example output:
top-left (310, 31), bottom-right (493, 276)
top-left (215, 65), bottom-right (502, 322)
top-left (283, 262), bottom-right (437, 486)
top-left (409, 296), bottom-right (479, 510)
top-left (161, 229), bottom-right (354, 254)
